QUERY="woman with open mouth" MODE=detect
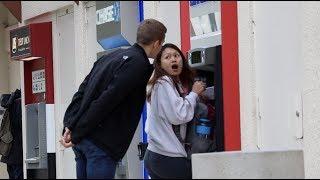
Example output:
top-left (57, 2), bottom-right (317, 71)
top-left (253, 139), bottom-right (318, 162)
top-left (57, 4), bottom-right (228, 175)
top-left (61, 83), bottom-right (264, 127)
top-left (144, 43), bottom-right (206, 179)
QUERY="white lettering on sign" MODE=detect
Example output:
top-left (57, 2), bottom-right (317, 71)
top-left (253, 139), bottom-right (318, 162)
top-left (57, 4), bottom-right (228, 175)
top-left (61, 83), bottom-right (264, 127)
top-left (32, 69), bottom-right (46, 94)
top-left (96, 2), bottom-right (120, 25)
top-left (96, 5), bottom-right (114, 25)
top-left (16, 36), bottom-right (30, 46)
top-left (12, 37), bottom-right (17, 53)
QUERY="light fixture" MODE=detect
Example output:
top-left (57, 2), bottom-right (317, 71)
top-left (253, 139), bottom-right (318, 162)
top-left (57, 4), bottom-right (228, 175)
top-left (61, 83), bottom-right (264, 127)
top-left (20, 57), bottom-right (42, 61)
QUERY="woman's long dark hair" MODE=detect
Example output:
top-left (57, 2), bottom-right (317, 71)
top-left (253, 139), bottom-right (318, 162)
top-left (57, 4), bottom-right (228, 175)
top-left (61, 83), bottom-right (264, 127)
top-left (147, 43), bottom-right (195, 102)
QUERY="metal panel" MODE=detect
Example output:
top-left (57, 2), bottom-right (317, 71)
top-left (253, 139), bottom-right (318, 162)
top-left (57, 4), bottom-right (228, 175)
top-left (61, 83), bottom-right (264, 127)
top-left (190, 1), bottom-right (221, 49)
top-left (25, 103), bottom-right (47, 169)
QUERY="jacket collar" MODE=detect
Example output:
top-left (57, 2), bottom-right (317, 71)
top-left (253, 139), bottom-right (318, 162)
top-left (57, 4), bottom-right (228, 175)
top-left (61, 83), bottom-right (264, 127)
top-left (132, 43), bottom-right (150, 64)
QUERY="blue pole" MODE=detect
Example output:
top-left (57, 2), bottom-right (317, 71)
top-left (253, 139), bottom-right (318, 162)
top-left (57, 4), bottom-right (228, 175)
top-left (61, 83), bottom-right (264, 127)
top-left (139, 0), bottom-right (144, 22)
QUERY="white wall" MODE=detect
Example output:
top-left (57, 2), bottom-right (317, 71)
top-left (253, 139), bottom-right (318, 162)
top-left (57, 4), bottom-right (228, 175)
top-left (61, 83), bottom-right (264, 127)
top-left (238, 2), bottom-right (304, 151)
top-left (0, 7), bottom-right (9, 178)
top-left (192, 150), bottom-right (304, 179)
top-left (238, 1), bottom-right (320, 177)
top-left (22, 1), bottom-right (74, 21)
top-left (254, 2), bottom-right (303, 150)
top-left (301, 2), bottom-right (320, 178)
top-left (8, 60), bottom-right (21, 92)
top-left (4, 25), bottom-right (21, 92)
top-left (54, 5), bottom-right (77, 179)
top-left (143, 1), bottom-right (181, 48)
top-left (237, 1), bottom-right (259, 151)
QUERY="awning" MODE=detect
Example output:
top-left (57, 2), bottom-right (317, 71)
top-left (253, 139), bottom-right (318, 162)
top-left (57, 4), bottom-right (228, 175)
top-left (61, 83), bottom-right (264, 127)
top-left (2, 1), bottom-right (21, 22)
top-left (1, 1), bottom-right (80, 23)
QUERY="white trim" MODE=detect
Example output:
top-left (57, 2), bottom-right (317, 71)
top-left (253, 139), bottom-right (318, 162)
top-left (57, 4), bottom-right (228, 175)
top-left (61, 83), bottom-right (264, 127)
top-left (238, 1), bottom-right (259, 151)
top-left (51, 9), bottom-right (65, 179)
top-left (20, 54), bottom-right (27, 179)
top-left (46, 104), bottom-right (55, 153)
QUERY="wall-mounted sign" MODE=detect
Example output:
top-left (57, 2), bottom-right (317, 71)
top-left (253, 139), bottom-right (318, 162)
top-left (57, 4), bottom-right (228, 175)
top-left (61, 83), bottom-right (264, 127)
top-left (32, 69), bottom-right (46, 94)
top-left (10, 26), bottom-right (31, 59)
top-left (96, 1), bottom-right (138, 50)
top-left (190, 1), bottom-right (207, 7)
top-left (96, 1), bottom-right (120, 25)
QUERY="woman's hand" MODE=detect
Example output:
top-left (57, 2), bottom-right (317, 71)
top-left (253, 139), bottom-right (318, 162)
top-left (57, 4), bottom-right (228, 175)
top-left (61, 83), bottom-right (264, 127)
top-left (192, 81), bottom-right (206, 95)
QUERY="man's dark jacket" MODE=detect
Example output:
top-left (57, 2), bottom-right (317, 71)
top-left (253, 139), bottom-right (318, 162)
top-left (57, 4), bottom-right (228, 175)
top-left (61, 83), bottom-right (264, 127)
top-left (63, 43), bottom-right (153, 161)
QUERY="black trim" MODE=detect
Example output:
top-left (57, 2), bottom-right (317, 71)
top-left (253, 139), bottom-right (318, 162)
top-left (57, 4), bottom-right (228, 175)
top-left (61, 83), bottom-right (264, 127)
top-left (27, 153), bottom-right (56, 179)
top-left (214, 46), bottom-right (225, 151)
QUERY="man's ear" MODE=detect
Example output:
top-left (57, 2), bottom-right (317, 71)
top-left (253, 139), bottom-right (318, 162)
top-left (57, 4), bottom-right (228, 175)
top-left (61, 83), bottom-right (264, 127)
top-left (154, 40), bottom-right (160, 48)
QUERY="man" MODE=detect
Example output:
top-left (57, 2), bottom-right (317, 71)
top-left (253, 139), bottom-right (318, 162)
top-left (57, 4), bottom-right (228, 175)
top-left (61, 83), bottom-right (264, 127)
top-left (60, 19), bottom-right (167, 179)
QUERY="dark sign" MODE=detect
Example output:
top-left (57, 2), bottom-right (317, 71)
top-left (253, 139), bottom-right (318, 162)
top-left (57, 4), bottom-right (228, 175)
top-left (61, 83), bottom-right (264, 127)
top-left (10, 25), bottom-right (31, 59)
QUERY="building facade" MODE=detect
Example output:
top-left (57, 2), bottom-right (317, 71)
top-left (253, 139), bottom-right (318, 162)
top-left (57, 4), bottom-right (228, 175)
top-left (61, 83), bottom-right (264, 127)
top-left (0, 1), bottom-right (319, 179)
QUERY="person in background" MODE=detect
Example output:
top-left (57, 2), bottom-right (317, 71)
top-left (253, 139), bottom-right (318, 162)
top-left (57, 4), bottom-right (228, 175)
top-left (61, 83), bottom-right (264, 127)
top-left (144, 43), bottom-right (206, 179)
top-left (0, 89), bottom-right (23, 179)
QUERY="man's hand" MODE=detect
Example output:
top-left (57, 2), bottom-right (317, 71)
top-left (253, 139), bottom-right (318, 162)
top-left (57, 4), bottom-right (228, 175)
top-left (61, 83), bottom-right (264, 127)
top-left (59, 137), bottom-right (74, 148)
top-left (60, 127), bottom-right (74, 148)
top-left (63, 127), bottom-right (72, 143)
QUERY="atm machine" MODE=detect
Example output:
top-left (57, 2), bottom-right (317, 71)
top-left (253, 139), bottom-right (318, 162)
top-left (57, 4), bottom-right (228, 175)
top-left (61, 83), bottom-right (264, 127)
top-left (95, 1), bottom-right (144, 179)
top-left (188, 45), bottom-right (224, 151)
top-left (10, 22), bottom-right (56, 178)
top-left (188, 1), bottom-right (224, 151)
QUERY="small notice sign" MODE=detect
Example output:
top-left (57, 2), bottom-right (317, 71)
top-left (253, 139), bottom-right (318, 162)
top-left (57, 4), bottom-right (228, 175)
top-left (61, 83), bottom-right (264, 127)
top-left (32, 69), bottom-right (46, 94)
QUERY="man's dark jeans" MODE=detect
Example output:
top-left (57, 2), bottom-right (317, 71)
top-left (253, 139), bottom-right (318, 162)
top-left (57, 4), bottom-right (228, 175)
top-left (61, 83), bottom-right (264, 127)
top-left (73, 139), bottom-right (116, 179)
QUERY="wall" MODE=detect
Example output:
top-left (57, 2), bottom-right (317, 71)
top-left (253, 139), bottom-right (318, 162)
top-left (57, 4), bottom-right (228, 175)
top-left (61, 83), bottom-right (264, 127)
top-left (238, 1), bottom-right (320, 177)
top-left (143, 1), bottom-right (181, 48)
top-left (53, 5), bottom-right (77, 179)
top-left (254, 2), bottom-right (303, 150)
top-left (0, 25), bottom-right (9, 94)
top-left (192, 150), bottom-right (304, 179)
top-left (301, 2), bottom-right (320, 178)
top-left (237, 1), bottom-right (304, 151)
top-left (22, 1), bottom-right (74, 22)
top-left (0, 3), bottom-right (9, 94)
top-left (8, 60), bottom-right (21, 92)
top-left (237, 1), bottom-right (259, 151)
top-left (4, 26), bottom-right (21, 92)
top-left (0, 10), bottom-right (9, 179)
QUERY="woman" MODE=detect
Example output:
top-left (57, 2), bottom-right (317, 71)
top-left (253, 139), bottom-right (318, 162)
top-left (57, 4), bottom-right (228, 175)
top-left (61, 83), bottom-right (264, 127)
top-left (144, 43), bottom-right (206, 179)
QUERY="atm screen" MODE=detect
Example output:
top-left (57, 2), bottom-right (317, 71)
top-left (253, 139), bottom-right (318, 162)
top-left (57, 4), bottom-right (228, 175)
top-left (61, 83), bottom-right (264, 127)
top-left (191, 51), bottom-right (202, 64)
